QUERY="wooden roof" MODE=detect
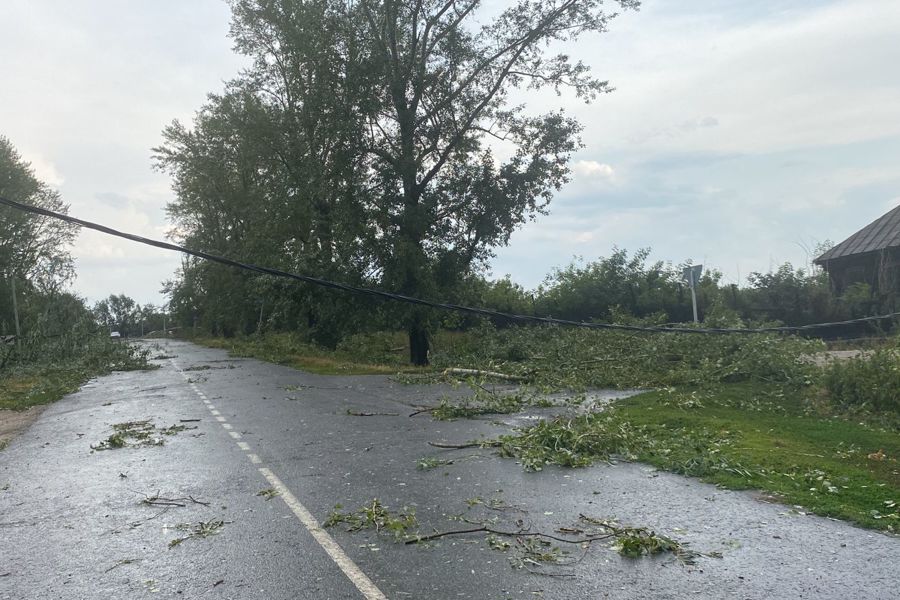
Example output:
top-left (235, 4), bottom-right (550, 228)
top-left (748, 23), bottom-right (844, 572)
top-left (816, 204), bottom-right (900, 263)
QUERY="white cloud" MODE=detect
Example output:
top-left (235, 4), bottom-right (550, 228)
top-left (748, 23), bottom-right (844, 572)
top-left (559, 0), bottom-right (900, 156)
top-left (572, 160), bottom-right (616, 181)
top-left (20, 151), bottom-right (65, 187)
top-left (574, 231), bottom-right (594, 244)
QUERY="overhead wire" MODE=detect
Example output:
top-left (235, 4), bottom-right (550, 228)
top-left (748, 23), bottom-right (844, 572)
top-left (2, 195), bottom-right (898, 336)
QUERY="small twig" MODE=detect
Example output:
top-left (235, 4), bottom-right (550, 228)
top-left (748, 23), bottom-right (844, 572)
top-left (104, 558), bottom-right (140, 573)
top-left (144, 499), bottom-right (186, 507)
top-left (471, 382), bottom-right (496, 395)
top-left (141, 493), bottom-right (210, 507)
top-left (346, 409), bottom-right (400, 417)
top-left (179, 419), bottom-right (202, 422)
top-left (427, 440), bottom-right (501, 450)
top-left (409, 406), bottom-right (437, 417)
top-left (523, 565), bottom-right (578, 578)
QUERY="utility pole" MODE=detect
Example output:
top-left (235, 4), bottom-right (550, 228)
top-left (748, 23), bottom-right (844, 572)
top-left (9, 272), bottom-right (21, 352)
top-left (690, 271), bottom-right (699, 324)
top-left (682, 265), bottom-right (703, 324)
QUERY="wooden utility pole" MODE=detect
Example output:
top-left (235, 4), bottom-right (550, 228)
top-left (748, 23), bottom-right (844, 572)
top-left (9, 273), bottom-right (21, 351)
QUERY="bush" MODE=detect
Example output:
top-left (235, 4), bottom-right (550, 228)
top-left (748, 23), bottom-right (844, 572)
top-left (823, 347), bottom-right (900, 414)
top-left (428, 324), bottom-right (824, 390)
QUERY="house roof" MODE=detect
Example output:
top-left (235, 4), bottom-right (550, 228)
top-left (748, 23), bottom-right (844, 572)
top-left (816, 204), bottom-right (900, 263)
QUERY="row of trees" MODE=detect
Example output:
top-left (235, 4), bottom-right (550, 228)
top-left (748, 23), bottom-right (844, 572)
top-left (161, 242), bottom-right (886, 343)
top-left (92, 294), bottom-right (171, 338)
top-left (156, 1), bottom-right (891, 357)
top-left (475, 249), bottom-right (877, 329)
top-left (156, 0), bottom-right (641, 364)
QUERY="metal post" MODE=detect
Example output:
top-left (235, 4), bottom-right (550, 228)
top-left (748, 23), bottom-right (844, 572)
top-left (690, 271), bottom-right (699, 324)
top-left (10, 273), bottom-right (21, 351)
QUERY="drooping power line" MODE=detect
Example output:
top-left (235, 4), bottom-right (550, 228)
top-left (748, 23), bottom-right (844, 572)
top-left (1, 195), bottom-right (897, 336)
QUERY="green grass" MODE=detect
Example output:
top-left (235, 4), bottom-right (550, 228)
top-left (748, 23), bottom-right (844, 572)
top-left (501, 384), bottom-right (900, 532)
top-left (0, 366), bottom-right (95, 411)
top-left (191, 333), bottom-right (429, 376)
top-left (1, 339), bottom-right (154, 412)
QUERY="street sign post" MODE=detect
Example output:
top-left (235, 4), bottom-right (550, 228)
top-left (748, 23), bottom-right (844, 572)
top-left (682, 264), bottom-right (703, 324)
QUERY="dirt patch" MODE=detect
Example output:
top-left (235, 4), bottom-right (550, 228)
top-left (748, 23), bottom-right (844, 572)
top-left (0, 405), bottom-right (47, 448)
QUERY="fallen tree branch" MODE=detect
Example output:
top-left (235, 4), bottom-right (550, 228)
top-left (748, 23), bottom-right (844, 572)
top-left (442, 368), bottom-right (526, 382)
top-left (406, 525), bottom-right (616, 545)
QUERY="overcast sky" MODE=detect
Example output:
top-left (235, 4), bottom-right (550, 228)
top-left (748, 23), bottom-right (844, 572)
top-left (2, 0), bottom-right (899, 305)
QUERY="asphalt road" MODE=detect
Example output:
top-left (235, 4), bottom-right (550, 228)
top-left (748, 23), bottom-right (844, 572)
top-left (1, 339), bottom-right (898, 600)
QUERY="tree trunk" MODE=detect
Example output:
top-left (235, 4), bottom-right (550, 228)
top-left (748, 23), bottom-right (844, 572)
top-left (408, 320), bottom-right (429, 366)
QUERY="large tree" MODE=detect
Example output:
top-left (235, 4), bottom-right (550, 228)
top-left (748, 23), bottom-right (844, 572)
top-left (158, 0), bottom-right (638, 363)
top-left (0, 136), bottom-right (77, 290)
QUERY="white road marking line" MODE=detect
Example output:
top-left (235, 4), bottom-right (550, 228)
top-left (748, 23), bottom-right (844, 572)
top-left (258, 468), bottom-right (387, 600)
top-left (237, 441), bottom-right (251, 451)
top-left (210, 409), bottom-right (221, 416)
top-left (222, 423), bottom-right (233, 430)
top-left (172, 362), bottom-right (383, 597)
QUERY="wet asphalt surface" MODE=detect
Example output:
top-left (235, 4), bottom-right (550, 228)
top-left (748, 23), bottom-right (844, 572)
top-left (1, 339), bottom-right (898, 600)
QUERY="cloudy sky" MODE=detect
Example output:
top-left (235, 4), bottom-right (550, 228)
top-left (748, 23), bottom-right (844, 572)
top-left (2, 0), bottom-right (899, 305)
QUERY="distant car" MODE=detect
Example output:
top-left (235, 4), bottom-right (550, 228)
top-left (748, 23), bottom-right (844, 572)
top-left (110, 331), bottom-right (121, 338)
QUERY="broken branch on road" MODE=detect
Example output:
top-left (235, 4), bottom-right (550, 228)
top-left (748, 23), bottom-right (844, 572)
top-left (428, 440), bottom-right (502, 450)
top-left (345, 409), bottom-right (400, 417)
top-left (442, 368), bottom-right (527, 382)
top-left (140, 492), bottom-right (211, 507)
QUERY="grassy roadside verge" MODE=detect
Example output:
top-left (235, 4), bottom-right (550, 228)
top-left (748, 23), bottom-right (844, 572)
top-left (0, 341), bottom-right (153, 412)
top-left (500, 384), bottom-right (899, 532)
top-left (0, 367), bottom-right (94, 411)
top-left (190, 333), bottom-right (427, 376)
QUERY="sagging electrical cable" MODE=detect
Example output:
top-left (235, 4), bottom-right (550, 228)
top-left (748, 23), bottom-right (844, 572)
top-left (2, 195), bottom-right (898, 336)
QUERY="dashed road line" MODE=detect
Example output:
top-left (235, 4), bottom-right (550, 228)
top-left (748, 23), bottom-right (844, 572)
top-left (173, 359), bottom-right (387, 600)
top-left (259, 468), bottom-right (388, 600)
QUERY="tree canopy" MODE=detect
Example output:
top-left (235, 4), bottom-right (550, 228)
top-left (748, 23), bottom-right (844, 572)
top-left (156, 0), bottom-right (640, 363)
top-left (0, 136), bottom-right (77, 291)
